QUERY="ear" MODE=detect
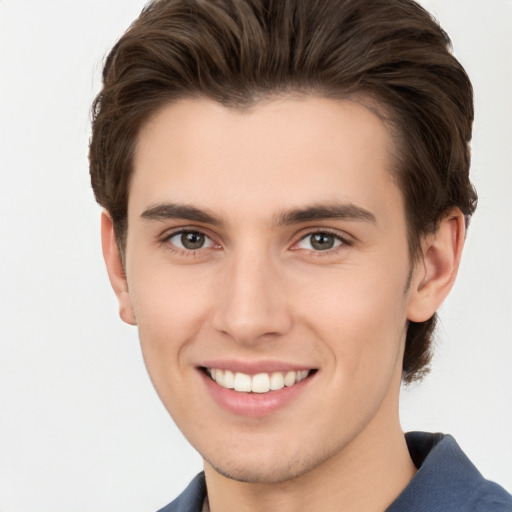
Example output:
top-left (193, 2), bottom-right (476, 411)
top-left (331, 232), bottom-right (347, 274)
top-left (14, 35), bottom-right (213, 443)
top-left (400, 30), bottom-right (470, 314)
top-left (407, 209), bottom-right (466, 322)
top-left (101, 211), bottom-right (137, 325)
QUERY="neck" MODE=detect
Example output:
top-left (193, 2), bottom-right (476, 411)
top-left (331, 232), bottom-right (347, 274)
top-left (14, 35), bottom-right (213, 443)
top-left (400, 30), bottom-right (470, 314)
top-left (204, 374), bottom-right (416, 512)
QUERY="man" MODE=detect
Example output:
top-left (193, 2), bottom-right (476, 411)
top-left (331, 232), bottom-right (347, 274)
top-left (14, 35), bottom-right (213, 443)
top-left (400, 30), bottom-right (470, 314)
top-left (89, 0), bottom-right (512, 510)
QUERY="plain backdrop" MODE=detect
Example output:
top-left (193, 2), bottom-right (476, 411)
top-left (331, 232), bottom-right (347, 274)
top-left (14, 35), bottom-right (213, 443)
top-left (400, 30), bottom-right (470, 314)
top-left (0, 1), bottom-right (511, 511)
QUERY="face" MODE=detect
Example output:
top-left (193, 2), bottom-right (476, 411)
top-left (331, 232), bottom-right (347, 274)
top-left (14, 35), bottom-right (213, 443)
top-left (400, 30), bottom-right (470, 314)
top-left (120, 96), bottom-right (418, 483)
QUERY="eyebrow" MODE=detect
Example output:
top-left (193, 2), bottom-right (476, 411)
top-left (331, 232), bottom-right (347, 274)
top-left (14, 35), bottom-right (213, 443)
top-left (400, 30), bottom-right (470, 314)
top-left (140, 201), bottom-right (376, 226)
top-left (141, 203), bottom-right (223, 225)
top-left (274, 203), bottom-right (376, 226)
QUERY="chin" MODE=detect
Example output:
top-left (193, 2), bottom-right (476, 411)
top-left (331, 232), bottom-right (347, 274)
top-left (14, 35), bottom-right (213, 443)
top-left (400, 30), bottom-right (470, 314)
top-left (207, 459), bottom-right (309, 484)
top-left (204, 447), bottom-right (330, 485)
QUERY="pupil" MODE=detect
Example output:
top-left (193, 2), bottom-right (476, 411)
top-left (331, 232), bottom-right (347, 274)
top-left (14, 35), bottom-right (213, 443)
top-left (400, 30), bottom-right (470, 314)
top-left (311, 233), bottom-right (334, 250)
top-left (181, 232), bottom-right (204, 249)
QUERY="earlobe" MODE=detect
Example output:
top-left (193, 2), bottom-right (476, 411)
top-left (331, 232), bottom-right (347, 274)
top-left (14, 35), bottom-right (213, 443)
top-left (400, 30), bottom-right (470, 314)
top-left (407, 209), bottom-right (466, 322)
top-left (101, 211), bottom-right (137, 326)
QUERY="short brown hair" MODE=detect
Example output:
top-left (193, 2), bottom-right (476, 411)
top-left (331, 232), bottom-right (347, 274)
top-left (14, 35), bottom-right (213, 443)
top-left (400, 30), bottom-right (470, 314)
top-left (89, 0), bottom-right (476, 382)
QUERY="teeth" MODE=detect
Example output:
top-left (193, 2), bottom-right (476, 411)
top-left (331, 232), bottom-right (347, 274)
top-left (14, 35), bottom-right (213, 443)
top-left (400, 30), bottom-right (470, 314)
top-left (234, 372), bottom-right (252, 392)
top-left (251, 373), bottom-right (270, 393)
top-left (284, 371), bottom-right (296, 387)
top-left (210, 369), bottom-right (235, 389)
top-left (223, 370), bottom-right (235, 389)
top-left (269, 372), bottom-right (285, 390)
top-left (207, 368), bottom-right (310, 393)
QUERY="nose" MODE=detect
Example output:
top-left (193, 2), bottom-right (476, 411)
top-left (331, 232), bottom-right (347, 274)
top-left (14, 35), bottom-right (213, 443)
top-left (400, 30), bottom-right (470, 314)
top-left (212, 249), bottom-right (293, 345)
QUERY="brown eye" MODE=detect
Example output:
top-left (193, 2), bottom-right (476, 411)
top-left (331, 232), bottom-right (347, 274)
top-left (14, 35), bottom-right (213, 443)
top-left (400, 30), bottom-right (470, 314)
top-left (181, 232), bottom-right (205, 249)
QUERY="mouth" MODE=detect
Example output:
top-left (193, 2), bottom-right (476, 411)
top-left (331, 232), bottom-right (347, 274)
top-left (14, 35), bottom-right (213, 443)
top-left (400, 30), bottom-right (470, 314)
top-left (199, 363), bottom-right (318, 417)
top-left (202, 367), bottom-right (315, 394)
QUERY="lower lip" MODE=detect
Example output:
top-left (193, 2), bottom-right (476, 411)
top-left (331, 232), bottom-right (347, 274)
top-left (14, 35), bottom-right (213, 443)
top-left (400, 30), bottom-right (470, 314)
top-left (200, 370), bottom-right (314, 418)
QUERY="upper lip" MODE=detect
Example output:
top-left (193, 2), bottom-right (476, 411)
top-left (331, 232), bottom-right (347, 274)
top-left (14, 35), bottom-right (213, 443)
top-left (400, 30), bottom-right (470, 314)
top-left (199, 359), bottom-right (316, 375)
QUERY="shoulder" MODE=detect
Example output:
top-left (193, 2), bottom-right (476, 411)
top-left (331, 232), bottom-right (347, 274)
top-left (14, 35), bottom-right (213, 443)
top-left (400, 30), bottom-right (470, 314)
top-left (470, 480), bottom-right (512, 512)
top-left (156, 473), bottom-right (206, 512)
top-left (388, 432), bottom-right (512, 512)
top-left (157, 435), bottom-right (512, 512)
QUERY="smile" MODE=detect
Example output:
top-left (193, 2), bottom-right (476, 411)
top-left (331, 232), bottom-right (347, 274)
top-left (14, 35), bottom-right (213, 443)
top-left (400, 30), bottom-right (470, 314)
top-left (206, 368), bottom-right (311, 393)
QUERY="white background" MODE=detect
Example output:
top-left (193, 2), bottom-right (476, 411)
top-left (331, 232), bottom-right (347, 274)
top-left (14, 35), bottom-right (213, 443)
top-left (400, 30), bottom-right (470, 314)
top-left (0, 1), bottom-right (511, 510)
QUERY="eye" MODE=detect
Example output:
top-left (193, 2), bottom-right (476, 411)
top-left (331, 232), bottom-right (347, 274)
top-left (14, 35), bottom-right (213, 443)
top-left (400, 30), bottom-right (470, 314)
top-left (167, 230), bottom-right (216, 251)
top-left (296, 232), bottom-right (344, 251)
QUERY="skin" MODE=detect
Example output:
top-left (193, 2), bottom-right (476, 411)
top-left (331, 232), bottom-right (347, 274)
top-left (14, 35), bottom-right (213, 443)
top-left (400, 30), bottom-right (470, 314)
top-left (103, 96), bottom-right (465, 512)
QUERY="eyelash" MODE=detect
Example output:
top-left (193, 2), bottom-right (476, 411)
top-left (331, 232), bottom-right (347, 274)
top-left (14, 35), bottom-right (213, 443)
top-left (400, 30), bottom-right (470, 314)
top-left (292, 229), bottom-right (352, 256)
top-left (160, 228), bottom-right (352, 257)
top-left (161, 229), bottom-right (218, 257)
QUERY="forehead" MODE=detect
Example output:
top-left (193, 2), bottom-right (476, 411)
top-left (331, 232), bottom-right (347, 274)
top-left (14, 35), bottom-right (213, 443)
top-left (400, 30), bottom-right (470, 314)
top-left (130, 96), bottom-right (402, 225)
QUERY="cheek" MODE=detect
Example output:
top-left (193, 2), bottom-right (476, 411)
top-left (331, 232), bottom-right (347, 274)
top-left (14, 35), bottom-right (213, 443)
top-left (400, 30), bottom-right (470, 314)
top-left (295, 266), bottom-right (409, 372)
top-left (128, 256), bottom-right (214, 328)
top-left (126, 260), bottom-right (216, 379)
top-left (126, 266), bottom-right (216, 421)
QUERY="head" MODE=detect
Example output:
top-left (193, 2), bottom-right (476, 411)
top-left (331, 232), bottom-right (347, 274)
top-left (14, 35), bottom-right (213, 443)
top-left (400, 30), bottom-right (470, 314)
top-left (91, 0), bottom-right (477, 485)
top-left (89, 0), bottom-right (476, 384)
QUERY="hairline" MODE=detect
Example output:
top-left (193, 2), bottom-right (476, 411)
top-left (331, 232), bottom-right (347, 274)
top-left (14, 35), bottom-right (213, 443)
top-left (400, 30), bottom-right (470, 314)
top-left (114, 90), bottom-right (419, 261)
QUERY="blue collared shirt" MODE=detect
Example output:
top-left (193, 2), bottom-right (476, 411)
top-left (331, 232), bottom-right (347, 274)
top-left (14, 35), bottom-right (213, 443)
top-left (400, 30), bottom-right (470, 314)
top-left (157, 432), bottom-right (512, 512)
